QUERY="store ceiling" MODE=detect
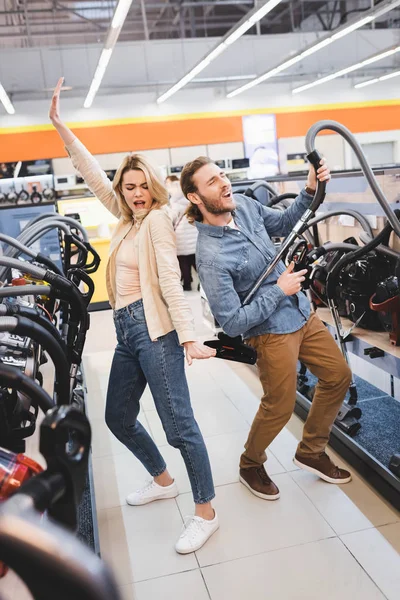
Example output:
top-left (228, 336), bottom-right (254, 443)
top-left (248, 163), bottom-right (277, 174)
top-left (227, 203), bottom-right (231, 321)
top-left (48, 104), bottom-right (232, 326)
top-left (0, 1), bottom-right (399, 104)
top-left (1, 0), bottom-right (398, 48)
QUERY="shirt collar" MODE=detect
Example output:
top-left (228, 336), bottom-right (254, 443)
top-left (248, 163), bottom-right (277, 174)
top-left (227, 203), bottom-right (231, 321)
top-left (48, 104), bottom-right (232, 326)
top-left (194, 208), bottom-right (239, 237)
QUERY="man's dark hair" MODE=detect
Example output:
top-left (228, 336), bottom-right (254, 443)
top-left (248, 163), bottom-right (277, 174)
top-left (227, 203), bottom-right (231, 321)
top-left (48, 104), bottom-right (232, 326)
top-left (180, 156), bottom-right (213, 223)
top-left (165, 174), bottom-right (179, 183)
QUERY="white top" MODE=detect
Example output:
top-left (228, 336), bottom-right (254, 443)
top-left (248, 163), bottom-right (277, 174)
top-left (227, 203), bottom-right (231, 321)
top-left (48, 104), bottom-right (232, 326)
top-left (227, 217), bottom-right (239, 230)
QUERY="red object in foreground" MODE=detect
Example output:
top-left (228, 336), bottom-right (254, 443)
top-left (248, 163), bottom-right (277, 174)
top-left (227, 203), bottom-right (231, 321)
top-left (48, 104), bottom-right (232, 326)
top-left (0, 447), bottom-right (43, 577)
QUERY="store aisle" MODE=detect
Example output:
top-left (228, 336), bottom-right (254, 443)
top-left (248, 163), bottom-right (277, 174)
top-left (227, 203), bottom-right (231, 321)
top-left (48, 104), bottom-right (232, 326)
top-left (83, 292), bottom-right (400, 600)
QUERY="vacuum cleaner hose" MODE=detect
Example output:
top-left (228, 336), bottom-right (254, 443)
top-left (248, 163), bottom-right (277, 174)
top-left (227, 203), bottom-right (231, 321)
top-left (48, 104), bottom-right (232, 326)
top-left (305, 120), bottom-right (400, 239)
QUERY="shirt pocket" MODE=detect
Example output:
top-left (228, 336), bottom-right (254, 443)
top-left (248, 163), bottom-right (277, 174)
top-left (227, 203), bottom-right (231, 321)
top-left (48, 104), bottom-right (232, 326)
top-left (233, 246), bottom-right (250, 272)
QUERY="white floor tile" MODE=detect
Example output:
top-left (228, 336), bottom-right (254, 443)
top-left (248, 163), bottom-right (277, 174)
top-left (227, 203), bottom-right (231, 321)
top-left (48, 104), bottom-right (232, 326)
top-left (83, 310), bottom-right (116, 354)
top-left (84, 385), bottom-right (107, 420)
top-left (291, 468), bottom-right (400, 535)
top-left (202, 537), bottom-right (385, 600)
top-left (97, 507), bottom-right (136, 587)
top-left (98, 502), bottom-right (197, 584)
top-left (268, 427), bottom-right (301, 472)
top-left (133, 569), bottom-right (210, 600)
top-left (117, 584), bottom-right (136, 600)
top-left (176, 476), bottom-right (334, 566)
top-left (208, 364), bottom-right (260, 425)
top-left (92, 452), bottom-right (149, 510)
top-left (85, 300), bottom-right (400, 600)
top-left (341, 523), bottom-right (400, 600)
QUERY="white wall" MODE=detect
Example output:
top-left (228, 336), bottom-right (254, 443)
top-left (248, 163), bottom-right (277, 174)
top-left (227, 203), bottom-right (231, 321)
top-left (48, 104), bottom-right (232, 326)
top-left (278, 130), bottom-right (400, 173)
top-left (52, 141), bottom-right (245, 175)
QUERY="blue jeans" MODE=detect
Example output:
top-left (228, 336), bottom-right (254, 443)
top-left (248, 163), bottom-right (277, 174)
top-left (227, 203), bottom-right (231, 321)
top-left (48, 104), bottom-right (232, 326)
top-left (105, 299), bottom-right (215, 504)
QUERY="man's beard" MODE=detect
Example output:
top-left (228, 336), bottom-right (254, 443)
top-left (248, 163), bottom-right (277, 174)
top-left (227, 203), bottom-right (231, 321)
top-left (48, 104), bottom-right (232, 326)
top-left (197, 190), bottom-right (235, 216)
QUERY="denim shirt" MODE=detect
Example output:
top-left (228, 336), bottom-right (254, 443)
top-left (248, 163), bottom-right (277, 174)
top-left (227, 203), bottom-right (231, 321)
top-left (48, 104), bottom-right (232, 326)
top-left (195, 191), bottom-right (313, 339)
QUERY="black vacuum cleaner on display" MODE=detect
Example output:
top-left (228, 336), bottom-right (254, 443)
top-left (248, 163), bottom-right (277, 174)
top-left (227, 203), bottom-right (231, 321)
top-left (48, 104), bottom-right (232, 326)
top-left (0, 213), bottom-right (119, 597)
top-left (205, 120), bottom-right (400, 449)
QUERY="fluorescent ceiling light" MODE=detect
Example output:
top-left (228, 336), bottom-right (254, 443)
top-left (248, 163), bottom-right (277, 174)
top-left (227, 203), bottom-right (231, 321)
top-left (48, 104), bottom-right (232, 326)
top-left (112, 0), bottom-right (132, 29)
top-left (249, 0), bottom-right (283, 23)
top-left (84, 0), bottom-right (133, 108)
top-left (157, 0), bottom-right (284, 104)
top-left (227, 0), bottom-right (400, 98)
top-left (0, 83), bottom-right (15, 115)
top-left (84, 48), bottom-right (113, 108)
top-left (195, 74), bottom-right (256, 83)
top-left (292, 45), bottom-right (400, 94)
top-left (355, 69), bottom-right (400, 88)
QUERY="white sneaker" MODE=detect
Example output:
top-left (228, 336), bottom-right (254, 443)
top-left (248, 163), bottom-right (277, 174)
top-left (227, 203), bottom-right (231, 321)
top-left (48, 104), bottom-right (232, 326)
top-left (126, 479), bottom-right (179, 506)
top-left (175, 512), bottom-right (219, 554)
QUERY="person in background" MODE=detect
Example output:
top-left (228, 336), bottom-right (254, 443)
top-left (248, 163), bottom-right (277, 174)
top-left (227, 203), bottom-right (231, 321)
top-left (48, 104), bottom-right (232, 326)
top-left (49, 78), bottom-right (219, 554)
top-left (165, 175), bottom-right (198, 291)
top-left (180, 155), bottom-right (352, 502)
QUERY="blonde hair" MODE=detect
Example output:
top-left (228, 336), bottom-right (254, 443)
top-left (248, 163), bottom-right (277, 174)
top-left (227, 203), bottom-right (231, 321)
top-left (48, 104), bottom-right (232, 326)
top-left (113, 154), bottom-right (169, 222)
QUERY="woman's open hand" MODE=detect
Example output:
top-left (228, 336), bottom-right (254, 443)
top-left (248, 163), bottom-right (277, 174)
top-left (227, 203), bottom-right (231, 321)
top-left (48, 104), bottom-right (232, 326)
top-left (49, 77), bottom-right (64, 125)
top-left (183, 341), bottom-right (216, 366)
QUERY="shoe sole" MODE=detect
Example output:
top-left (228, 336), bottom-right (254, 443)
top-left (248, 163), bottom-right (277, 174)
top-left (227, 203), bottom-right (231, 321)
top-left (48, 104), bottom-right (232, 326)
top-left (293, 458), bottom-right (352, 484)
top-left (175, 524), bottom-right (220, 555)
top-left (126, 489), bottom-right (179, 506)
top-left (239, 476), bottom-right (280, 500)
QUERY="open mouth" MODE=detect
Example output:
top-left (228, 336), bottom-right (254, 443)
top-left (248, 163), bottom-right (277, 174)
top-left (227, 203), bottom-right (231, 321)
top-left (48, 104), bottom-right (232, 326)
top-left (222, 191), bottom-right (232, 199)
top-left (133, 201), bottom-right (146, 208)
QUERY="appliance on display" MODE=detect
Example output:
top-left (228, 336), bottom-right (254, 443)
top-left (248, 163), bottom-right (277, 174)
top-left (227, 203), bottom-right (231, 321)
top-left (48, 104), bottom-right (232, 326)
top-left (231, 158), bottom-right (250, 170)
top-left (243, 114), bottom-right (279, 178)
top-left (215, 159), bottom-right (228, 169)
top-left (169, 165), bottom-right (183, 174)
top-left (18, 159), bottom-right (53, 178)
top-left (0, 158), bottom-right (55, 209)
top-left (370, 271), bottom-right (400, 346)
top-left (54, 174), bottom-right (78, 191)
top-left (0, 204), bottom-right (62, 270)
top-left (30, 185), bottom-right (43, 204)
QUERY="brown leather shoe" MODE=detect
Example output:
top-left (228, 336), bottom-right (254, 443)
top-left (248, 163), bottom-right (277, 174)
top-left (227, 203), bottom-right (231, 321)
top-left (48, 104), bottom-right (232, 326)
top-left (239, 466), bottom-right (280, 500)
top-left (294, 452), bottom-right (352, 484)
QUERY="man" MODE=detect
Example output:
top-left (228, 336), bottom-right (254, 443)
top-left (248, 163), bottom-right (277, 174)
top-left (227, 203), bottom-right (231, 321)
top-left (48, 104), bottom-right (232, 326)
top-left (179, 157), bottom-right (352, 501)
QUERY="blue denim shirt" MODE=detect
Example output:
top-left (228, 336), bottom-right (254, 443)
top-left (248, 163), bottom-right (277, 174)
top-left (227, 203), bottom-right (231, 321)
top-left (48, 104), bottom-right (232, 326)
top-left (195, 191), bottom-right (313, 339)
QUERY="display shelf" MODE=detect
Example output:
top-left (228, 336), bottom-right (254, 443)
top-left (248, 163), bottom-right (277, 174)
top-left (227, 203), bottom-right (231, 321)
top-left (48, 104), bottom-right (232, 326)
top-left (293, 307), bottom-right (400, 510)
top-left (316, 307), bottom-right (400, 378)
top-left (294, 392), bottom-right (400, 511)
top-left (79, 361), bottom-right (100, 556)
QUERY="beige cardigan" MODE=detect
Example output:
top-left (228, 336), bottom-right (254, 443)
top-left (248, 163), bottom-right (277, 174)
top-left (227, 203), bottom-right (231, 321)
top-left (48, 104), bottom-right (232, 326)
top-left (66, 139), bottom-right (196, 344)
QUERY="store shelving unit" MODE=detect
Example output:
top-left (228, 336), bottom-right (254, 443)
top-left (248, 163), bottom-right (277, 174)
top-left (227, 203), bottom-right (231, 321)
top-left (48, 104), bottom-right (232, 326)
top-left (295, 307), bottom-right (400, 510)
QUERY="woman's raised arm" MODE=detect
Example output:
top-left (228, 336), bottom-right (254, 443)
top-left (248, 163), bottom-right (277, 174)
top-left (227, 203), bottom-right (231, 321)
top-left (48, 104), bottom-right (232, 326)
top-left (49, 78), bottom-right (120, 218)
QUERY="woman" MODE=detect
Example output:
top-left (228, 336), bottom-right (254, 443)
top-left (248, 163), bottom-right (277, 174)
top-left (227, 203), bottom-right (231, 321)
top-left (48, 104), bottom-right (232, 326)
top-left (165, 175), bottom-right (198, 291)
top-left (49, 78), bottom-right (218, 554)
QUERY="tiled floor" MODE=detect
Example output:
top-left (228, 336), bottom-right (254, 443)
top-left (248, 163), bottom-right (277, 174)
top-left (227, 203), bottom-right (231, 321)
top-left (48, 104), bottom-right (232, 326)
top-left (3, 291), bottom-right (400, 599)
top-left (82, 291), bottom-right (400, 600)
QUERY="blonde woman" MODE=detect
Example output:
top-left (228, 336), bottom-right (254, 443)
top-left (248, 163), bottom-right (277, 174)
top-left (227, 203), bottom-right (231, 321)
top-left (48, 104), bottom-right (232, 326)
top-left (49, 78), bottom-right (218, 554)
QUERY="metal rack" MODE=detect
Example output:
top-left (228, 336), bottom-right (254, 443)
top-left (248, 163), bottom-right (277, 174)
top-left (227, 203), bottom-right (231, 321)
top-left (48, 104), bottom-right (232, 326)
top-left (295, 307), bottom-right (400, 510)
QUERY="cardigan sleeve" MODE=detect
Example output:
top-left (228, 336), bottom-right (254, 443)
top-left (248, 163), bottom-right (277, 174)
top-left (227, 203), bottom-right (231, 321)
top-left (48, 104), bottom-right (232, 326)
top-left (148, 210), bottom-right (196, 344)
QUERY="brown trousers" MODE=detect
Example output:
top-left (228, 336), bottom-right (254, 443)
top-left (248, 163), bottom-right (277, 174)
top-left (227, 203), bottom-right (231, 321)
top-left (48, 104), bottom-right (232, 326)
top-left (240, 312), bottom-right (352, 470)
